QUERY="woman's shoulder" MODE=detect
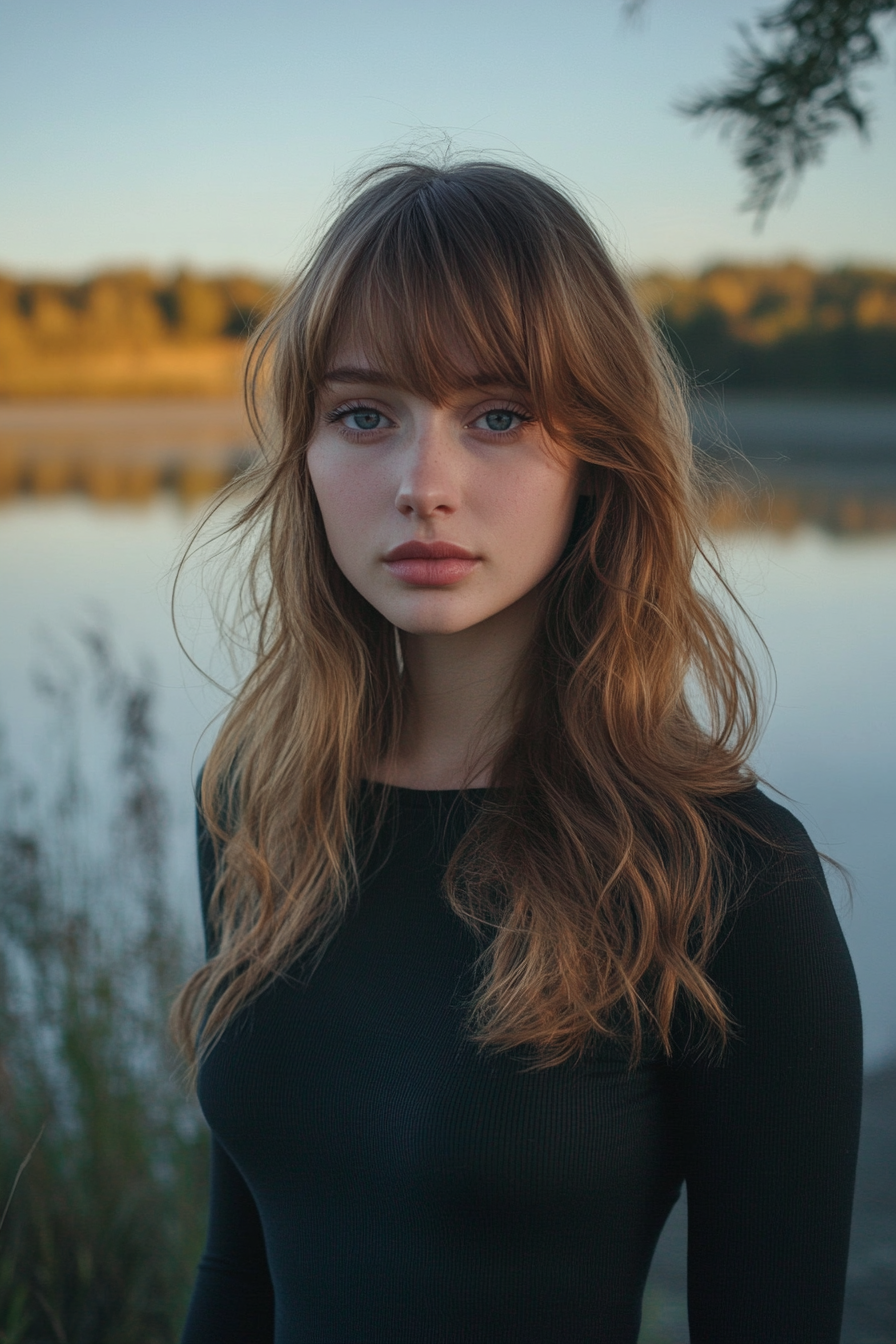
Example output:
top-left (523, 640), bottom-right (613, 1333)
top-left (703, 785), bottom-right (852, 980)
top-left (707, 783), bottom-right (827, 898)
top-left (710, 782), bottom-right (816, 846)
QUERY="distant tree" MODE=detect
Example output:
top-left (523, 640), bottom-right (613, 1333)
top-left (627, 0), bottom-right (895, 222)
top-left (219, 274), bottom-right (276, 338)
top-left (81, 270), bottom-right (166, 346)
top-left (171, 271), bottom-right (231, 341)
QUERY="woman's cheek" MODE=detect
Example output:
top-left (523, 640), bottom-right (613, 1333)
top-left (309, 451), bottom-right (377, 552)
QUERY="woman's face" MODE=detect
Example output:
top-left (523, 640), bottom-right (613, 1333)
top-left (306, 350), bottom-right (582, 636)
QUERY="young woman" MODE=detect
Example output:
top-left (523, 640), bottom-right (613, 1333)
top-left (174, 159), bottom-right (862, 1344)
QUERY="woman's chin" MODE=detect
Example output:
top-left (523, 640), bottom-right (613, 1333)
top-left (392, 613), bottom-right (489, 638)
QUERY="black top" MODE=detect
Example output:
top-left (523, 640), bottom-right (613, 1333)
top-left (181, 785), bottom-right (862, 1344)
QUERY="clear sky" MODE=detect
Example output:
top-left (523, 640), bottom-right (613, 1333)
top-left (2, 0), bottom-right (894, 277)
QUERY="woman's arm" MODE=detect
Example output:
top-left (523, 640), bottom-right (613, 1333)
top-left (180, 1138), bottom-right (276, 1344)
top-left (669, 791), bottom-right (863, 1344)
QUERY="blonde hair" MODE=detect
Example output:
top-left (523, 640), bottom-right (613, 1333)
top-left (171, 157), bottom-right (760, 1077)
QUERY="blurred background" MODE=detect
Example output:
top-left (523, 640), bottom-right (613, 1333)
top-left (1, 1), bottom-right (894, 1340)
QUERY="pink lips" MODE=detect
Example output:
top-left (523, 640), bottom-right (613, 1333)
top-left (383, 540), bottom-right (480, 587)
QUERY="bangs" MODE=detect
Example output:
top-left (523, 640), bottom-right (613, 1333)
top-left (304, 174), bottom-right (544, 406)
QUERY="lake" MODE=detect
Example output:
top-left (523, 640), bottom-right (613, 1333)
top-left (1, 396), bottom-right (895, 1067)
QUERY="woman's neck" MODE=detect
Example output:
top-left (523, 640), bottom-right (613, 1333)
top-left (373, 591), bottom-right (539, 791)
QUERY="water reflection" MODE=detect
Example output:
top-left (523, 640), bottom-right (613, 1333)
top-left (710, 482), bottom-right (896, 534)
top-left (2, 455), bottom-right (236, 505)
top-left (0, 398), bottom-right (251, 505)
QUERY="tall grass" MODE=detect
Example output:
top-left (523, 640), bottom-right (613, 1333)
top-left (0, 631), bottom-right (208, 1344)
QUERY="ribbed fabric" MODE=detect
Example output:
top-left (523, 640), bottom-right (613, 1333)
top-left (181, 786), bottom-right (862, 1344)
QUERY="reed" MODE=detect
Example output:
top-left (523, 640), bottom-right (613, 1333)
top-left (0, 631), bottom-right (208, 1344)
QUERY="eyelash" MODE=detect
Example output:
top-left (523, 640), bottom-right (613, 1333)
top-left (476, 403), bottom-right (535, 437)
top-left (325, 401), bottom-right (375, 422)
top-left (324, 400), bottom-right (536, 440)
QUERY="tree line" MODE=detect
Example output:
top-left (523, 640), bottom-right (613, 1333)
top-left (0, 269), bottom-right (272, 347)
top-left (636, 261), bottom-right (896, 392)
top-left (1, 262), bottom-right (894, 393)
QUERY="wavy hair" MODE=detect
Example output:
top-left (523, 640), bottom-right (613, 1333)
top-left (171, 157), bottom-right (761, 1077)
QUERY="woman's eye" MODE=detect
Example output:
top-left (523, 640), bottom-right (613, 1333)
top-left (473, 409), bottom-right (527, 434)
top-left (343, 408), bottom-right (386, 432)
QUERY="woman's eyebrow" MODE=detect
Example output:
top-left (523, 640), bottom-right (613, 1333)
top-left (322, 367), bottom-right (393, 386)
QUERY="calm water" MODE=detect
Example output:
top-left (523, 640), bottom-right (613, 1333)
top-left (1, 406), bottom-right (895, 1065)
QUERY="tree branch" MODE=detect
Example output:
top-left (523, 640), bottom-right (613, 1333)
top-left (678, 0), bottom-right (894, 224)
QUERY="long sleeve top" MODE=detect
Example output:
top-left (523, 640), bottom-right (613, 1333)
top-left (181, 784), bottom-right (862, 1343)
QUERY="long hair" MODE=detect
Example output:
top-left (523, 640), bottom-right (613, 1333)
top-left (171, 157), bottom-right (761, 1077)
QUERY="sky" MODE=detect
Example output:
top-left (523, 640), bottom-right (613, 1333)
top-left (1, 0), bottom-right (894, 278)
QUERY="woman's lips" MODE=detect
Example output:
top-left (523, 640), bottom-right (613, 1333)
top-left (383, 541), bottom-right (480, 587)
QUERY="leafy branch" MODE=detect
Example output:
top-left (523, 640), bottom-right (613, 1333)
top-left (630, 0), bottom-right (895, 223)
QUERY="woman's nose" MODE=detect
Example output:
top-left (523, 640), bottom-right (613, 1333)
top-left (394, 412), bottom-right (462, 518)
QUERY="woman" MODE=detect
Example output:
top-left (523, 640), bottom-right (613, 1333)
top-left (174, 159), bottom-right (862, 1344)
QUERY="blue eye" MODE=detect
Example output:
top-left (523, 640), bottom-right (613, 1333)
top-left (484, 410), bottom-right (515, 432)
top-left (473, 407), bottom-right (529, 434)
top-left (345, 409), bottom-right (383, 431)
